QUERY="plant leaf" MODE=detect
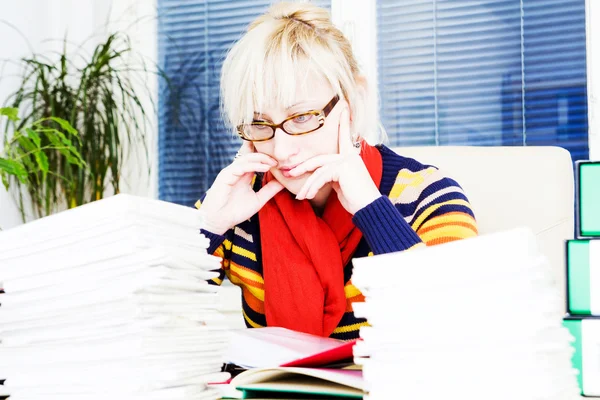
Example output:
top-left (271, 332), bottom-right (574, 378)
top-left (1, 171), bottom-right (9, 190)
top-left (34, 150), bottom-right (49, 175)
top-left (44, 130), bottom-right (85, 166)
top-left (0, 108), bottom-right (19, 122)
top-left (0, 158), bottom-right (28, 184)
top-left (16, 135), bottom-right (36, 153)
top-left (25, 128), bottom-right (42, 147)
top-left (40, 117), bottom-right (78, 136)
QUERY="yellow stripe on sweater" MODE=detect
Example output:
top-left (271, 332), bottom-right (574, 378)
top-left (229, 263), bottom-right (265, 285)
top-left (243, 310), bottom-right (264, 328)
top-left (344, 283), bottom-right (362, 299)
top-left (232, 245), bottom-right (257, 262)
top-left (419, 225), bottom-right (477, 244)
top-left (228, 275), bottom-right (265, 302)
top-left (213, 245), bottom-right (225, 259)
top-left (227, 271), bottom-right (265, 302)
top-left (333, 320), bottom-right (370, 334)
top-left (209, 276), bottom-right (223, 285)
top-left (388, 167), bottom-right (437, 199)
top-left (411, 199), bottom-right (471, 231)
top-left (418, 212), bottom-right (476, 231)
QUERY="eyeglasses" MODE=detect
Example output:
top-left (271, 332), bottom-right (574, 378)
top-left (237, 95), bottom-right (340, 142)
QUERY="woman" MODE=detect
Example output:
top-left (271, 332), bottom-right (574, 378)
top-left (197, 2), bottom-right (478, 340)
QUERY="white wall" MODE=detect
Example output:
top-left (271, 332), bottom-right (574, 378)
top-left (0, 0), bottom-right (158, 230)
top-left (588, 0), bottom-right (600, 160)
top-left (331, 0), bottom-right (377, 98)
top-left (0, 1), bottom-right (50, 230)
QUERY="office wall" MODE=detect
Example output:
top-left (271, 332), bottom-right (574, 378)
top-left (0, 0), bottom-right (158, 230)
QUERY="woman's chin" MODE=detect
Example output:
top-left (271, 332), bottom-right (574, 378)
top-left (273, 173), bottom-right (308, 196)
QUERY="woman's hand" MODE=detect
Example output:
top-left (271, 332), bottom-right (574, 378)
top-left (199, 142), bottom-right (284, 235)
top-left (289, 108), bottom-right (381, 215)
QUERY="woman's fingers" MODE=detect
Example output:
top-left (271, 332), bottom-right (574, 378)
top-left (305, 168), bottom-right (338, 199)
top-left (288, 154), bottom-right (338, 177)
top-left (229, 162), bottom-right (272, 177)
top-left (256, 180), bottom-right (285, 207)
top-left (296, 165), bottom-right (336, 200)
top-left (236, 152), bottom-right (278, 166)
top-left (219, 162), bottom-right (271, 186)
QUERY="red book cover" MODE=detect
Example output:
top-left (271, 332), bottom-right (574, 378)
top-left (225, 327), bottom-right (359, 369)
top-left (280, 339), bottom-right (357, 367)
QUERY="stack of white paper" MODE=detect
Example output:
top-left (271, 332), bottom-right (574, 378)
top-left (352, 227), bottom-right (580, 400)
top-left (0, 194), bottom-right (229, 400)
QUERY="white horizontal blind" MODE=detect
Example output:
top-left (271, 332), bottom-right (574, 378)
top-left (157, 0), bottom-right (331, 206)
top-left (377, 0), bottom-right (588, 162)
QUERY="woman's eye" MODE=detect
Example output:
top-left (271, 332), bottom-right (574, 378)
top-left (293, 114), bottom-right (312, 123)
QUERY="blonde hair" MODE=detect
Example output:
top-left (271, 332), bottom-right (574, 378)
top-left (220, 1), bottom-right (386, 144)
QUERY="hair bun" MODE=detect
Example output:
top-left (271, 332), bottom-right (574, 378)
top-left (251, 2), bottom-right (330, 30)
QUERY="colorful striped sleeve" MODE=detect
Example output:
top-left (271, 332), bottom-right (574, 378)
top-left (195, 199), bottom-right (230, 286)
top-left (352, 195), bottom-right (425, 254)
top-left (389, 167), bottom-right (478, 246)
top-left (354, 165), bottom-right (477, 255)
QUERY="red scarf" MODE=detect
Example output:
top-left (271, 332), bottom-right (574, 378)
top-left (258, 143), bottom-right (383, 337)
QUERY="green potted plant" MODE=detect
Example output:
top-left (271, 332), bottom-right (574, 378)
top-left (3, 32), bottom-right (153, 220)
top-left (0, 107), bottom-right (84, 223)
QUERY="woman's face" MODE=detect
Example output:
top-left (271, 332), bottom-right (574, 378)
top-left (252, 73), bottom-right (348, 195)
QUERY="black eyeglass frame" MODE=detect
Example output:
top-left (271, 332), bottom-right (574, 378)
top-left (236, 95), bottom-right (340, 142)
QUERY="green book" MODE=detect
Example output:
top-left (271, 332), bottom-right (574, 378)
top-left (576, 161), bottom-right (600, 238)
top-left (566, 240), bottom-right (597, 315)
top-left (563, 317), bottom-right (600, 396)
top-left (213, 367), bottom-right (364, 399)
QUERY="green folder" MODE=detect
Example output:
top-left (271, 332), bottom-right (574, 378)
top-left (566, 240), bottom-right (593, 315)
top-left (563, 317), bottom-right (600, 396)
top-left (239, 378), bottom-right (363, 399)
top-left (231, 367), bottom-right (364, 399)
top-left (577, 162), bottom-right (600, 238)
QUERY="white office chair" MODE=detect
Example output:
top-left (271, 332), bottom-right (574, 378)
top-left (393, 145), bottom-right (575, 304)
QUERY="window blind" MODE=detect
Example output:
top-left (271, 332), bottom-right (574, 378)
top-left (377, 0), bottom-right (588, 162)
top-left (157, 0), bottom-right (331, 206)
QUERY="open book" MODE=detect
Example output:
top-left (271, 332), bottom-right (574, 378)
top-left (227, 367), bottom-right (363, 399)
top-left (216, 327), bottom-right (362, 399)
top-left (225, 327), bottom-right (357, 368)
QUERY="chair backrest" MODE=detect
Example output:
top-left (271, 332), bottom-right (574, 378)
top-left (393, 146), bottom-right (574, 301)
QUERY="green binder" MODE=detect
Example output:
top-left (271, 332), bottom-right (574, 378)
top-left (230, 367), bottom-right (364, 399)
top-left (566, 240), bottom-right (593, 315)
top-left (563, 317), bottom-right (600, 396)
top-left (576, 162), bottom-right (600, 238)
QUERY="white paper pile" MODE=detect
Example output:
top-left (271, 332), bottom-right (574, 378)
top-left (0, 194), bottom-right (229, 400)
top-left (352, 227), bottom-right (580, 400)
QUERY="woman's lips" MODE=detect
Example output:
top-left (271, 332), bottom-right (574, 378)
top-left (278, 164), bottom-right (299, 178)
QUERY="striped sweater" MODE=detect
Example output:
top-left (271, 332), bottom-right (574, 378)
top-left (197, 145), bottom-right (478, 340)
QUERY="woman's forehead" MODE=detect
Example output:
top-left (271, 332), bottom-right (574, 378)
top-left (256, 71), bottom-right (333, 110)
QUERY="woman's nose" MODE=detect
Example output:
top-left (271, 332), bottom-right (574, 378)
top-left (272, 128), bottom-right (299, 161)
